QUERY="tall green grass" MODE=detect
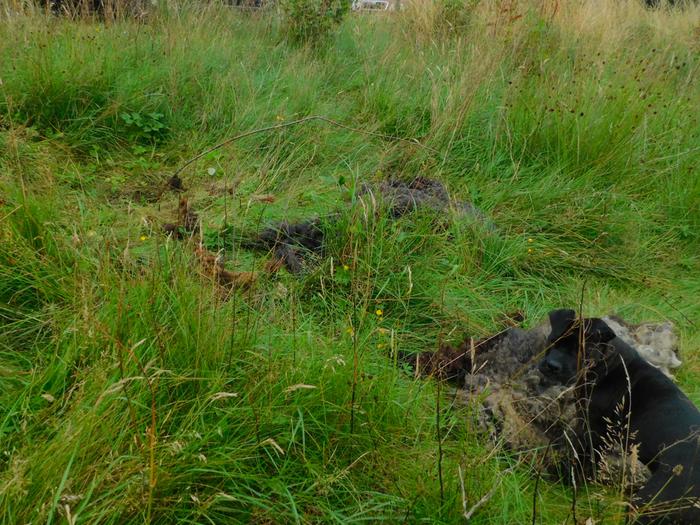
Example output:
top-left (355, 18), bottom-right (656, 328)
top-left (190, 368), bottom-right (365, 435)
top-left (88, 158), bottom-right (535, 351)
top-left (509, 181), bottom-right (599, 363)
top-left (1, 1), bottom-right (699, 522)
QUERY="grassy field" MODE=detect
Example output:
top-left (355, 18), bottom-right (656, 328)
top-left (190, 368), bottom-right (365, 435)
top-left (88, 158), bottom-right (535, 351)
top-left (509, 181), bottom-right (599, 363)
top-left (1, 0), bottom-right (700, 523)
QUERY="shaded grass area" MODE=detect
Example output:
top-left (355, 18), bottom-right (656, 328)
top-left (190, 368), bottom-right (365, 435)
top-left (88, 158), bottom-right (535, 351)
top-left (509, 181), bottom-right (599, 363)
top-left (1, 1), bottom-right (700, 523)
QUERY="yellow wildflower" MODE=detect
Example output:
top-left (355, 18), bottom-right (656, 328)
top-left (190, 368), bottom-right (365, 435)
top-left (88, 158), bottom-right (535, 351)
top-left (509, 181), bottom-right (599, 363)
top-left (375, 309), bottom-right (383, 317)
top-left (140, 235), bottom-right (147, 241)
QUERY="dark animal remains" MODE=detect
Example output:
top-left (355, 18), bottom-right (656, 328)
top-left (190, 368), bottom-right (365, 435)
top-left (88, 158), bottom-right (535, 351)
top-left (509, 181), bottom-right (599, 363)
top-left (250, 176), bottom-right (492, 273)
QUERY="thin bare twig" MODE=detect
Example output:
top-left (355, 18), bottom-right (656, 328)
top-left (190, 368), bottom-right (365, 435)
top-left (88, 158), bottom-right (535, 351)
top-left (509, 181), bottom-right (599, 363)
top-left (464, 467), bottom-right (514, 521)
top-left (458, 465), bottom-right (468, 518)
top-left (660, 293), bottom-right (697, 328)
top-left (464, 483), bottom-right (498, 521)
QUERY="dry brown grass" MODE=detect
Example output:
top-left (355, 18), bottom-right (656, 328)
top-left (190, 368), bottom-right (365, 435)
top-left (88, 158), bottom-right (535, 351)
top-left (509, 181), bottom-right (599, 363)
top-left (398, 0), bottom-right (700, 49)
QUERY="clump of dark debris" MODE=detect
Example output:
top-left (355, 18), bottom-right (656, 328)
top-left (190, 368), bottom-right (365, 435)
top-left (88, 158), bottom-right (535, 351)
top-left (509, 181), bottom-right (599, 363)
top-left (363, 176), bottom-right (492, 226)
top-left (245, 176), bottom-right (492, 274)
top-left (160, 176), bottom-right (492, 274)
top-left (249, 218), bottom-right (327, 275)
top-left (167, 174), bottom-right (186, 192)
top-left (163, 197), bottom-right (200, 239)
top-left (156, 172), bottom-right (494, 273)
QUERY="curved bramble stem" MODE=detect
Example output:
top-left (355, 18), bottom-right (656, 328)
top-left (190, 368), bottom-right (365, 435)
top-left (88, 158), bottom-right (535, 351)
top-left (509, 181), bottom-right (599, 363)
top-left (171, 115), bottom-right (437, 180)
